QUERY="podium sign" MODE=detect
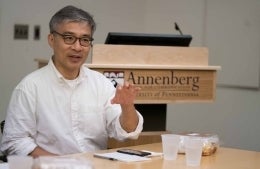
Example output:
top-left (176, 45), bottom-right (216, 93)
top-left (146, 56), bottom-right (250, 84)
top-left (88, 65), bottom-right (217, 103)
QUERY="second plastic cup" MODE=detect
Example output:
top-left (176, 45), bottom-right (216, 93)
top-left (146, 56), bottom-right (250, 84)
top-left (161, 134), bottom-right (180, 160)
top-left (185, 137), bottom-right (203, 166)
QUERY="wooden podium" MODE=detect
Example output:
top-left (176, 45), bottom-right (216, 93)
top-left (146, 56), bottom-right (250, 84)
top-left (88, 44), bottom-right (220, 103)
top-left (35, 44), bottom-right (220, 132)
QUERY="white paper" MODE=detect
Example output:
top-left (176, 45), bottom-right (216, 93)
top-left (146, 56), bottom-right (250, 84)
top-left (94, 152), bottom-right (151, 162)
top-left (0, 163), bottom-right (8, 169)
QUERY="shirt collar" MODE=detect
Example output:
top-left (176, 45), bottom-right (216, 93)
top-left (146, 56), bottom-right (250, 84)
top-left (48, 58), bottom-right (87, 85)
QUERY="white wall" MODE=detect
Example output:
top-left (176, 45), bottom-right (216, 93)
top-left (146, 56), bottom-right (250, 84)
top-left (144, 0), bottom-right (207, 45)
top-left (0, 0), bottom-right (259, 151)
top-left (205, 0), bottom-right (260, 88)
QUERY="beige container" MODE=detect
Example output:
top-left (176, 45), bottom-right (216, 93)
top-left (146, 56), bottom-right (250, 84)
top-left (178, 132), bottom-right (219, 156)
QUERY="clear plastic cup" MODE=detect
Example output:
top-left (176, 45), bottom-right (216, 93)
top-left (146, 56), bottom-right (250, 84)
top-left (185, 137), bottom-right (203, 166)
top-left (161, 134), bottom-right (180, 160)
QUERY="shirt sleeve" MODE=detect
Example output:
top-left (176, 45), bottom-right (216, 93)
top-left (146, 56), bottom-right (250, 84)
top-left (114, 110), bottom-right (144, 140)
top-left (0, 83), bottom-right (38, 156)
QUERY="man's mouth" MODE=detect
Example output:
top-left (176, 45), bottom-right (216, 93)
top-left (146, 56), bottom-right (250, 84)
top-left (69, 55), bottom-right (82, 62)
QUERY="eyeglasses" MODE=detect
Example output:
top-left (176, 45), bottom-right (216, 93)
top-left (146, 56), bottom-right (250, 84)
top-left (52, 31), bottom-right (94, 47)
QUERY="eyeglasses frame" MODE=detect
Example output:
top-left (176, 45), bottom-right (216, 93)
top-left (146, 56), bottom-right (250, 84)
top-left (52, 31), bottom-right (94, 47)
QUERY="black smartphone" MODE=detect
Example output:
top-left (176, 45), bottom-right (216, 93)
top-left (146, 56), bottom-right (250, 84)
top-left (117, 149), bottom-right (151, 157)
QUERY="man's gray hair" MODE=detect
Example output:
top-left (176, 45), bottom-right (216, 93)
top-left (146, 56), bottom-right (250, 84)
top-left (49, 5), bottom-right (96, 35)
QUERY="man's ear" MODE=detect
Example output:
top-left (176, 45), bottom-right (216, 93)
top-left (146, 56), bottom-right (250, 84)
top-left (48, 34), bottom-right (54, 48)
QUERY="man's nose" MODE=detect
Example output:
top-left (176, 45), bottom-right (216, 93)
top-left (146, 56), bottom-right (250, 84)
top-left (71, 39), bottom-right (83, 50)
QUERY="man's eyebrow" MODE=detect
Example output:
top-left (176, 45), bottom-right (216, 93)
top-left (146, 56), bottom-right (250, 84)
top-left (60, 31), bottom-right (73, 34)
top-left (62, 32), bottom-right (91, 37)
top-left (81, 34), bottom-right (92, 38)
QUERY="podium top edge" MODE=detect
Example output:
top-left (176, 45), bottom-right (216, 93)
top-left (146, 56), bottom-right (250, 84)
top-left (85, 64), bottom-right (221, 70)
top-left (93, 44), bottom-right (208, 49)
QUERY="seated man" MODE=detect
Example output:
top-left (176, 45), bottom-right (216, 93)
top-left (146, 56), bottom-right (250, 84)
top-left (0, 5), bottom-right (143, 158)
